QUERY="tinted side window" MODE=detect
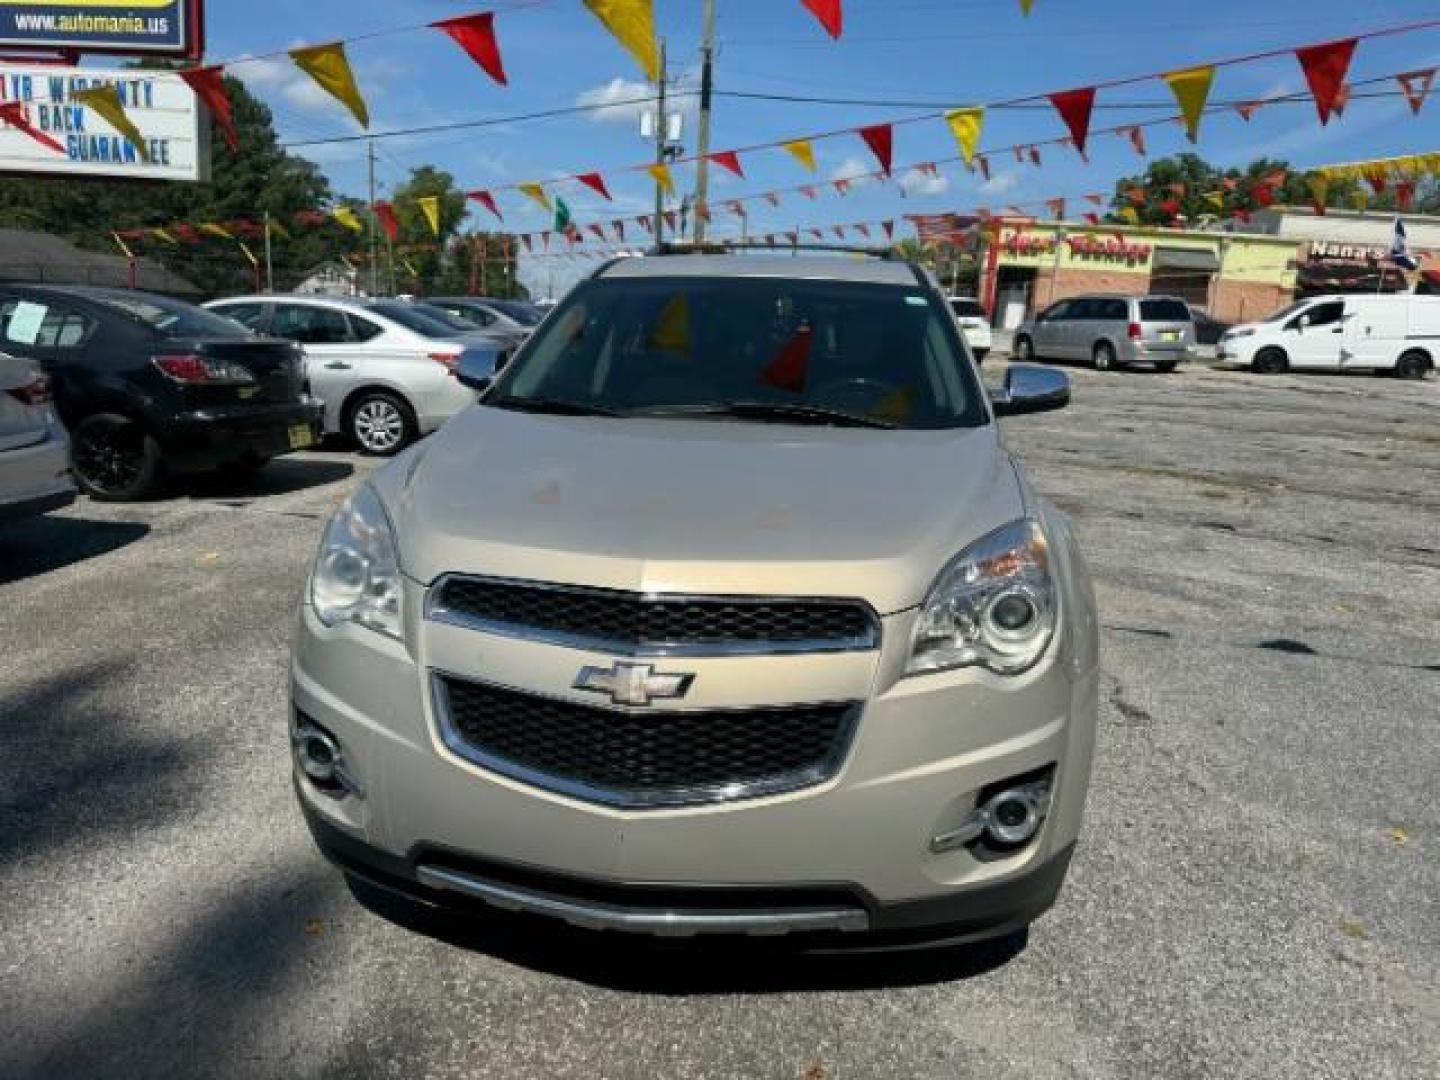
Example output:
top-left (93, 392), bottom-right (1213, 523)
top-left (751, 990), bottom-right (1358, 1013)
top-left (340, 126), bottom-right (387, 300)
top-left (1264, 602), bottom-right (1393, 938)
top-left (950, 299), bottom-right (985, 319)
top-left (273, 304), bottom-right (353, 344)
top-left (1304, 301), bottom-right (1345, 328)
top-left (0, 297), bottom-right (96, 348)
top-left (1041, 301), bottom-right (1071, 321)
top-left (1101, 299), bottom-right (1129, 321)
top-left (347, 314), bottom-right (383, 342)
top-left (1140, 299), bottom-right (1192, 322)
top-left (1068, 299), bottom-right (1100, 320)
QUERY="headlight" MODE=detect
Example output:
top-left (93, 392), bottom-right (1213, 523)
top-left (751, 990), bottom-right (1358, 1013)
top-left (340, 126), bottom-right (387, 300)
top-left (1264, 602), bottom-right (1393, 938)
top-left (906, 518), bottom-right (1057, 676)
top-left (310, 484), bottom-right (403, 640)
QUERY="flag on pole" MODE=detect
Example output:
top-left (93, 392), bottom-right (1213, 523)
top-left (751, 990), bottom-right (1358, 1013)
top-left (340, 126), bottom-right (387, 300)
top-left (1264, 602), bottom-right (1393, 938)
top-left (1391, 218), bottom-right (1419, 271)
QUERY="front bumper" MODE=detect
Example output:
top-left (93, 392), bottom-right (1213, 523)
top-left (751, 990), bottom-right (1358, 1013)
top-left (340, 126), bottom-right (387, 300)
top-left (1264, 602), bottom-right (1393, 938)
top-left (159, 399), bottom-right (323, 472)
top-left (292, 553), bottom-right (1098, 939)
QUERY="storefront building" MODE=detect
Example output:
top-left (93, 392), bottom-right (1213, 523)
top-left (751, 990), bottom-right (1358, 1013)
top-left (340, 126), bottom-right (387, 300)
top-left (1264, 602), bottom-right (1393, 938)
top-left (980, 219), bottom-right (1299, 329)
top-left (1233, 206), bottom-right (1440, 296)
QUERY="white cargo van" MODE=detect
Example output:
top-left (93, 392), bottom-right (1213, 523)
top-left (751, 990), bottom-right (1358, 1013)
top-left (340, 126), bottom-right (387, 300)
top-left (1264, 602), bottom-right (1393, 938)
top-left (1218, 294), bottom-right (1439, 378)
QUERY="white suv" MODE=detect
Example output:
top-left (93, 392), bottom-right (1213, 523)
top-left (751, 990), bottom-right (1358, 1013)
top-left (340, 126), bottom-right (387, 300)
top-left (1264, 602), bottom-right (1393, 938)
top-left (291, 252), bottom-right (1098, 946)
top-left (949, 296), bottom-right (993, 362)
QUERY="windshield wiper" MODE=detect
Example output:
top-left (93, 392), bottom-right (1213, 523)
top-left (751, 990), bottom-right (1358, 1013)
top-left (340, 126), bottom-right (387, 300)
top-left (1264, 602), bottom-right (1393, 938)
top-left (633, 401), bottom-right (898, 429)
top-left (489, 395), bottom-right (625, 417)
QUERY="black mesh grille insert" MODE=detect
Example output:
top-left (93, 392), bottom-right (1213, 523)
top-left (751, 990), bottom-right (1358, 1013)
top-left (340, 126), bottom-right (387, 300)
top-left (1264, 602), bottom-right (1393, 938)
top-left (437, 676), bottom-right (858, 807)
top-left (433, 577), bottom-right (876, 652)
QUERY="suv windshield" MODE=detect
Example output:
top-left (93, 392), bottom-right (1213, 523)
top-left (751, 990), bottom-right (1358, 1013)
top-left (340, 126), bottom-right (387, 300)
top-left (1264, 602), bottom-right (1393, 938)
top-left (365, 301), bottom-right (468, 338)
top-left (490, 276), bottom-right (986, 430)
top-left (90, 292), bottom-right (250, 339)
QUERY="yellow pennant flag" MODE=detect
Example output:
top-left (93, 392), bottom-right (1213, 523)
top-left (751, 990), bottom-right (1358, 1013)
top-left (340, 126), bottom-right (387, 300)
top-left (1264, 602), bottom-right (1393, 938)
top-left (71, 85), bottom-right (149, 162)
top-left (1351, 190), bottom-right (1369, 213)
top-left (267, 219), bottom-right (292, 240)
top-left (331, 206), bottom-right (363, 232)
top-left (238, 242), bottom-right (259, 268)
top-left (944, 107), bottom-right (984, 167)
top-left (417, 196), bottom-right (442, 237)
top-left (151, 228), bottom-right (178, 244)
top-left (782, 138), bottom-right (816, 173)
top-left (1118, 207), bottom-right (1139, 225)
top-left (518, 182), bottom-right (552, 212)
top-left (646, 163), bottom-right (676, 196)
top-left (402, 256), bottom-right (419, 278)
top-left (290, 43), bottom-right (370, 128)
top-left (1020, 0), bottom-right (1035, 13)
top-left (1202, 191), bottom-right (1225, 211)
top-left (1307, 173), bottom-right (1330, 212)
top-left (111, 232), bottom-right (134, 259)
top-left (199, 222), bottom-right (233, 240)
top-left (1164, 66), bottom-right (1215, 143)
top-left (583, 0), bottom-right (659, 82)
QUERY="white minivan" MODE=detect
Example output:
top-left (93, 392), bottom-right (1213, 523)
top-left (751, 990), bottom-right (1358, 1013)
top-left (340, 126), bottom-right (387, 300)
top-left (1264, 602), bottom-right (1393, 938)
top-left (1219, 293), bottom-right (1438, 378)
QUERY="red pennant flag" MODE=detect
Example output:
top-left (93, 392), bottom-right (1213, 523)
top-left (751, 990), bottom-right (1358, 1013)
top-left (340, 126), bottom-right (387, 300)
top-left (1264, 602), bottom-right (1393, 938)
top-left (709, 150), bottom-right (744, 178)
top-left (541, 231), bottom-right (551, 250)
top-left (1085, 193), bottom-right (1105, 206)
top-left (881, 220), bottom-right (895, 240)
top-left (432, 13), bottom-right (507, 85)
top-left (1013, 145), bottom-right (1026, 164)
top-left (918, 163), bottom-right (939, 178)
top-left (801, 0), bottom-right (842, 39)
top-left (614, 220), bottom-right (627, 240)
top-left (467, 190), bottom-right (503, 220)
top-left (1254, 184), bottom-right (1276, 208)
top-left (179, 66), bottom-right (240, 151)
top-left (174, 223), bottom-right (201, 243)
top-left (1231, 208), bottom-right (1251, 224)
top-left (636, 215), bottom-right (653, 233)
top-left (834, 178), bottom-right (852, 195)
top-left (1126, 126), bottom-right (1146, 156)
top-left (1398, 69), bottom-right (1436, 115)
top-left (859, 122), bottom-right (893, 176)
top-left (520, 234), bottom-right (532, 252)
top-left (800, 185), bottom-right (818, 199)
top-left (1048, 86), bottom-right (1096, 156)
top-left (1082, 212), bottom-right (1100, 225)
top-left (576, 172), bottom-right (612, 201)
top-left (0, 101), bottom-right (65, 153)
top-left (855, 222), bottom-right (870, 239)
top-left (760, 326), bottom-right (812, 392)
top-left (1046, 197), bottom-right (1066, 220)
top-left (765, 191), bottom-right (781, 207)
top-left (1235, 101), bottom-right (1262, 122)
top-left (1028, 146), bottom-right (1042, 167)
top-left (832, 225), bottom-right (846, 239)
top-left (587, 223), bottom-right (606, 241)
top-left (1159, 198), bottom-right (1181, 218)
top-left (786, 230), bottom-right (799, 245)
top-left (1127, 186), bottom-right (1146, 207)
top-left (374, 202), bottom-right (399, 241)
top-left (808, 228), bottom-right (824, 240)
top-left (727, 201), bottom-right (746, 218)
top-left (976, 155), bottom-right (990, 182)
top-left (1296, 38), bottom-right (1357, 125)
top-left (1396, 179), bottom-right (1416, 211)
top-left (663, 210), bottom-right (677, 232)
top-left (1365, 171), bottom-right (1387, 196)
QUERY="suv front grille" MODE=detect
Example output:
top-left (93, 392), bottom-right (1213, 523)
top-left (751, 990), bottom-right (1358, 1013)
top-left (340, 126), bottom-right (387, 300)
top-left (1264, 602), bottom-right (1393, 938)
top-left (429, 576), bottom-right (878, 655)
top-left (434, 674), bottom-right (859, 808)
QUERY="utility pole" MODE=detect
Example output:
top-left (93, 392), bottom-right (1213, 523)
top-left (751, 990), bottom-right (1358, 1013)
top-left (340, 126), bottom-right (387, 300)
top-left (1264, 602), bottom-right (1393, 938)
top-left (367, 139), bottom-right (379, 296)
top-left (692, 0), bottom-right (717, 243)
top-left (652, 40), bottom-right (668, 245)
top-left (262, 210), bottom-right (274, 293)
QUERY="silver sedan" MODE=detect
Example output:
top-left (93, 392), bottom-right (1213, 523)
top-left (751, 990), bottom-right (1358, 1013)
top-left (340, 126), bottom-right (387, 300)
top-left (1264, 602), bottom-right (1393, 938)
top-left (0, 351), bottom-right (74, 523)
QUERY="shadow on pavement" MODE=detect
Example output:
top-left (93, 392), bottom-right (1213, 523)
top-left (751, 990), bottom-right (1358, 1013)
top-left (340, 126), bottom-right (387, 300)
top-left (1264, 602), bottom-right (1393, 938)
top-left (345, 876), bottom-right (1028, 995)
top-left (0, 660), bottom-right (200, 868)
top-left (178, 456), bottom-right (355, 501)
top-left (0, 516), bottom-right (149, 585)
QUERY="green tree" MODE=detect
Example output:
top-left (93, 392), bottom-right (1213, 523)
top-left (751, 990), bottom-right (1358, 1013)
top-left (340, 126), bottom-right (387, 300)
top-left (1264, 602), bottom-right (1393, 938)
top-left (1109, 152), bottom-right (1361, 226)
top-left (388, 165), bottom-right (467, 294)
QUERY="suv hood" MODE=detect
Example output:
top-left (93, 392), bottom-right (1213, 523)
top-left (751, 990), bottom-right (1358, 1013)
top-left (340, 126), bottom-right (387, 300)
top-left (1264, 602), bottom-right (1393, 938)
top-left (379, 406), bottom-right (1024, 614)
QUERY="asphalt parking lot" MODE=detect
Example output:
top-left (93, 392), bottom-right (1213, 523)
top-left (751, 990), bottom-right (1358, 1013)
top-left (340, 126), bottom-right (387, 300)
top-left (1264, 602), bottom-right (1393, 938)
top-left (2, 360), bottom-right (1437, 1080)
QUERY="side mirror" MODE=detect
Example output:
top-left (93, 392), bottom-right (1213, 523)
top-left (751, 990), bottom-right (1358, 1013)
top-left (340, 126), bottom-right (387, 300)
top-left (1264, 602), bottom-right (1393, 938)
top-left (456, 348), bottom-right (498, 392)
top-left (990, 364), bottom-right (1071, 417)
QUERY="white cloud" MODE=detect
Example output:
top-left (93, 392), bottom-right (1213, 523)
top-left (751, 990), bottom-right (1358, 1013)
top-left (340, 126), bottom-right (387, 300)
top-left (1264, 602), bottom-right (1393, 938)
top-left (980, 170), bottom-right (1020, 195)
top-left (828, 155), bottom-right (875, 186)
top-left (576, 77), bottom-right (654, 126)
top-left (899, 167), bottom-right (949, 197)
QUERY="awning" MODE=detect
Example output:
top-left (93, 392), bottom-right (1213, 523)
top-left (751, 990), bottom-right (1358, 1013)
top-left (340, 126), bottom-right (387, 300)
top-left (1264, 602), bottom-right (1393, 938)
top-left (1152, 246), bottom-right (1221, 272)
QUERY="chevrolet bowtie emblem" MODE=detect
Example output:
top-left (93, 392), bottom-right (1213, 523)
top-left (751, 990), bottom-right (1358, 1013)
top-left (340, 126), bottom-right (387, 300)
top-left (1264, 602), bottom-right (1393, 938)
top-left (573, 661), bottom-right (695, 707)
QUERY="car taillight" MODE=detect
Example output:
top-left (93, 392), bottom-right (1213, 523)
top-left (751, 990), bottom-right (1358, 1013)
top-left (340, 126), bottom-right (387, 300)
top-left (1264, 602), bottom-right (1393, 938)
top-left (153, 354), bottom-right (254, 385)
top-left (429, 351), bottom-right (461, 375)
top-left (5, 373), bottom-right (53, 405)
top-left (1128, 322), bottom-right (1143, 340)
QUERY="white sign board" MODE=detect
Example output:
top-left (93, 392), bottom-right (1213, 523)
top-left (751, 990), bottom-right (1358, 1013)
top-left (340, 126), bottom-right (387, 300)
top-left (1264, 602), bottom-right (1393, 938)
top-left (0, 63), bottom-right (208, 182)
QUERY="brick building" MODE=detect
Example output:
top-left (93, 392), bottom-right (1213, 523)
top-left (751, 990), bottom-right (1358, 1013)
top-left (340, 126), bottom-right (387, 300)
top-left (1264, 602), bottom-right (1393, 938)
top-left (979, 219), bottom-right (1298, 329)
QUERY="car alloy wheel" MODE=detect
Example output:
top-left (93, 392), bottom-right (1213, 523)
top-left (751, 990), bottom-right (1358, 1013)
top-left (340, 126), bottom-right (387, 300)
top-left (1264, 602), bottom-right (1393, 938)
top-left (70, 414), bottom-right (160, 501)
top-left (351, 395), bottom-right (411, 455)
top-left (1093, 342), bottom-right (1115, 371)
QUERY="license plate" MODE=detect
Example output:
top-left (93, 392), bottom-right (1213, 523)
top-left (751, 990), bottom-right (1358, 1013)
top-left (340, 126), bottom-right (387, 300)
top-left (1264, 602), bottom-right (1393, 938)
top-left (1160, 331), bottom-right (1179, 342)
top-left (288, 424), bottom-right (315, 450)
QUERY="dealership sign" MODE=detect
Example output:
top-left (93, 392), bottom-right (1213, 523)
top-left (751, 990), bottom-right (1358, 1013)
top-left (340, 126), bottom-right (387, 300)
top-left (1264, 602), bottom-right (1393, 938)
top-left (0, 1), bottom-right (202, 58)
top-left (0, 63), bottom-right (208, 180)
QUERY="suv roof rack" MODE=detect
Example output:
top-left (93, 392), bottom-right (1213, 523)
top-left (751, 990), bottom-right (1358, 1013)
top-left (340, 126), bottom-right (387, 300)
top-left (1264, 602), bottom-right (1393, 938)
top-left (648, 240), bottom-right (901, 261)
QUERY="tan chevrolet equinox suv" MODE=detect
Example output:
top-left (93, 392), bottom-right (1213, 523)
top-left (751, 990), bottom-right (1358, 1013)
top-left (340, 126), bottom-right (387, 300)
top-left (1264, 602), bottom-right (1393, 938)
top-left (292, 250), bottom-right (1099, 947)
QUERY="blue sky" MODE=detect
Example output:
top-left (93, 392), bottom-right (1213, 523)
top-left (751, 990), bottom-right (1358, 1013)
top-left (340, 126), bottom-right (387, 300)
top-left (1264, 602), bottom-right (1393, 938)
top-left (202, 0), bottom-right (1440, 294)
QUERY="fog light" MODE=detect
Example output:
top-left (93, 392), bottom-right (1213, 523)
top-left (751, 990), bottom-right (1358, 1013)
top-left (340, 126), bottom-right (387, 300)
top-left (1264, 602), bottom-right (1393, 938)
top-left (930, 767), bottom-right (1053, 854)
top-left (293, 717), bottom-right (363, 797)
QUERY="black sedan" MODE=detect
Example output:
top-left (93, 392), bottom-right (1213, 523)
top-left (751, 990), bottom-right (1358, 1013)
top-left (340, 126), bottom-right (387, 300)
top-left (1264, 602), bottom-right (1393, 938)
top-left (0, 285), bottom-right (322, 500)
